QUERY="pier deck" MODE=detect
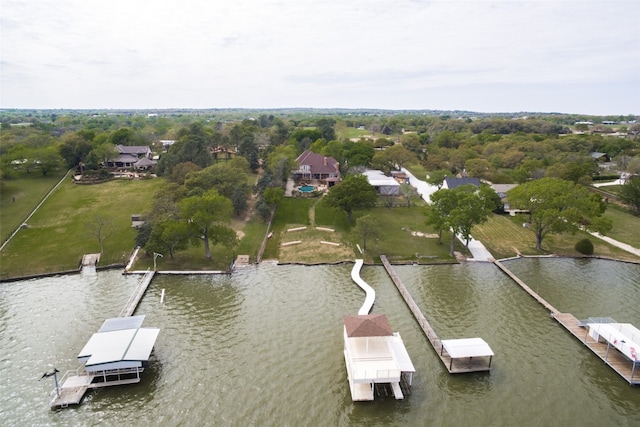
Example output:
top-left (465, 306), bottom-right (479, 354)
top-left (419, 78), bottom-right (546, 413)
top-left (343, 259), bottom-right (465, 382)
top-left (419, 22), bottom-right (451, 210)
top-left (380, 256), bottom-right (492, 373)
top-left (120, 270), bottom-right (155, 317)
top-left (495, 259), bottom-right (639, 385)
top-left (50, 373), bottom-right (94, 409)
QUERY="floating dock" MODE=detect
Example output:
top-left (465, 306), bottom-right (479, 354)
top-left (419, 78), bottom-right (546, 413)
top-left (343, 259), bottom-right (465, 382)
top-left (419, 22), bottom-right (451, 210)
top-left (494, 259), bottom-right (639, 385)
top-left (50, 270), bottom-right (157, 409)
top-left (380, 256), bottom-right (493, 373)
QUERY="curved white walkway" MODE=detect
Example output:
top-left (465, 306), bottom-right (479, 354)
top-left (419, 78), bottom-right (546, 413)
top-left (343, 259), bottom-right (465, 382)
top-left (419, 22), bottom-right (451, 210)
top-left (350, 259), bottom-right (375, 315)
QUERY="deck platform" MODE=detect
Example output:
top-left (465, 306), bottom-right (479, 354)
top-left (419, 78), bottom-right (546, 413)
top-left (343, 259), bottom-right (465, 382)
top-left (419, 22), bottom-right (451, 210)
top-left (50, 373), bottom-right (94, 409)
top-left (380, 255), bottom-right (492, 373)
top-left (495, 259), bottom-right (639, 385)
top-left (119, 270), bottom-right (155, 317)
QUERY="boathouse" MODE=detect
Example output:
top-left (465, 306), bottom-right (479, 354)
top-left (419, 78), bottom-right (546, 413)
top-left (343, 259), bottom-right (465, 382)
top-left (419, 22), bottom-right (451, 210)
top-left (78, 315), bottom-right (160, 383)
top-left (50, 315), bottom-right (160, 409)
top-left (343, 314), bottom-right (415, 401)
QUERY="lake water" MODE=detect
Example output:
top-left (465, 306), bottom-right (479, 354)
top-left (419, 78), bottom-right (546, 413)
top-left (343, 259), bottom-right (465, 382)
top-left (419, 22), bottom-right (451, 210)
top-left (1, 258), bottom-right (639, 426)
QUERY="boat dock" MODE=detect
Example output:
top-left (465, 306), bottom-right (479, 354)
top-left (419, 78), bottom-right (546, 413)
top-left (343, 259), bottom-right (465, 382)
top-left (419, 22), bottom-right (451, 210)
top-left (494, 259), bottom-right (639, 385)
top-left (120, 269), bottom-right (155, 317)
top-left (50, 270), bottom-right (157, 409)
top-left (380, 256), bottom-right (493, 373)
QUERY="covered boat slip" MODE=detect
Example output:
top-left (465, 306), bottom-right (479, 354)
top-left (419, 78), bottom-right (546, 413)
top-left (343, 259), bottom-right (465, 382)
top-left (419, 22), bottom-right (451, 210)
top-left (585, 321), bottom-right (640, 383)
top-left (50, 315), bottom-right (160, 409)
top-left (343, 314), bottom-right (416, 402)
top-left (440, 338), bottom-right (494, 372)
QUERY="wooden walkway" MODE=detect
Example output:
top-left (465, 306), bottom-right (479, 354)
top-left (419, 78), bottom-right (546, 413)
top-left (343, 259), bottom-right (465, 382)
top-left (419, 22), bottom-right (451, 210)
top-left (380, 255), bottom-right (491, 373)
top-left (51, 270), bottom-right (157, 409)
top-left (119, 269), bottom-right (156, 317)
top-left (494, 260), bottom-right (639, 385)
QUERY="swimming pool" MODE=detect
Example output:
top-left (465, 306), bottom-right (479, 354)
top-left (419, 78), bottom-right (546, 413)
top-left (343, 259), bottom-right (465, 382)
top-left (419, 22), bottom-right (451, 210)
top-left (298, 185), bottom-right (314, 192)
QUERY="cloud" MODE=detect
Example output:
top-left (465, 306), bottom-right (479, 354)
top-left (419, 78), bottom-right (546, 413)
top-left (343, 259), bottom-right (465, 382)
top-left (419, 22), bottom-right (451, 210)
top-left (1, 0), bottom-right (638, 113)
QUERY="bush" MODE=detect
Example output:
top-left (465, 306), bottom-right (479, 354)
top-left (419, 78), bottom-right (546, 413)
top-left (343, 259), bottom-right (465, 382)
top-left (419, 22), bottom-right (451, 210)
top-left (575, 238), bottom-right (594, 255)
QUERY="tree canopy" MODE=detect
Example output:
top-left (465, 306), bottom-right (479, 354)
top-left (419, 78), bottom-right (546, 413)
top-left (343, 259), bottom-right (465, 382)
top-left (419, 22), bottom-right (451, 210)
top-left (618, 176), bottom-right (640, 215)
top-left (324, 174), bottom-right (377, 223)
top-left (425, 184), bottom-right (497, 256)
top-left (179, 189), bottom-right (236, 260)
top-left (507, 177), bottom-right (612, 250)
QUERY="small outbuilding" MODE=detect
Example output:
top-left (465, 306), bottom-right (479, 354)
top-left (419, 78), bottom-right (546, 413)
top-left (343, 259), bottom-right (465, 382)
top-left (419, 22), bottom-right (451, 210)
top-left (362, 170), bottom-right (401, 195)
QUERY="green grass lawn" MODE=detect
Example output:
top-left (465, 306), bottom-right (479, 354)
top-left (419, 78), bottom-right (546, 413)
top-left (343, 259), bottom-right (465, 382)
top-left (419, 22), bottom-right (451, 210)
top-left (0, 169), bottom-right (68, 242)
top-left (0, 177), bottom-right (165, 278)
top-left (603, 204), bottom-right (640, 248)
top-left (473, 213), bottom-right (640, 262)
top-left (264, 195), bottom-right (462, 264)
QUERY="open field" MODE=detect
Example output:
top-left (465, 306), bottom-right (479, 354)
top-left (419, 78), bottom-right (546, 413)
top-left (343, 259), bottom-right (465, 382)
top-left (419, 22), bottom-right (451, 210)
top-left (0, 169), bottom-right (68, 242)
top-left (0, 177), bottom-right (165, 279)
top-left (473, 213), bottom-right (640, 262)
top-left (603, 205), bottom-right (640, 248)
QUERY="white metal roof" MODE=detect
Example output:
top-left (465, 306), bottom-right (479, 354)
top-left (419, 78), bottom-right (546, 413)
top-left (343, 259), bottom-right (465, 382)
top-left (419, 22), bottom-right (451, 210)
top-left (362, 170), bottom-right (400, 187)
top-left (98, 315), bottom-right (145, 332)
top-left (78, 316), bottom-right (160, 370)
top-left (441, 338), bottom-right (494, 358)
top-left (587, 323), bottom-right (640, 361)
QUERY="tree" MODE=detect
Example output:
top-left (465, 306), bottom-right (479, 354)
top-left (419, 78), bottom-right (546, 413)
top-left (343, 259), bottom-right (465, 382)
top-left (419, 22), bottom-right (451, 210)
top-left (399, 183), bottom-right (419, 207)
top-left (371, 144), bottom-right (416, 173)
top-left (85, 215), bottom-right (114, 254)
top-left (426, 170), bottom-right (449, 189)
top-left (184, 163), bottom-right (248, 199)
top-left (425, 184), bottom-right (495, 256)
top-left (180, 189), bottom-right (235, 260)
top-left (507, 177), bottom-right (612, 251)
top-left (351, 215), bottom-right (380, 252)
top-left (265, 145), bottom-right (298, 184)
top-left (231, 187), bottom-right (248, 216)
top-left (263, 187), bottom-right (285, 207)
top-left (324, 174), bottom-right (377, 223)
top-left (618, 176), bottom-right (640, 215)
top-left (145, 220), bottom-right (191, 259)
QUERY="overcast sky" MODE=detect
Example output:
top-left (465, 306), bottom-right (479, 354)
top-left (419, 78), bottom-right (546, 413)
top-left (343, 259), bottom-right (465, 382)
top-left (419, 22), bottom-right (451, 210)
top-left (1, 0), bottom-right (639, 114)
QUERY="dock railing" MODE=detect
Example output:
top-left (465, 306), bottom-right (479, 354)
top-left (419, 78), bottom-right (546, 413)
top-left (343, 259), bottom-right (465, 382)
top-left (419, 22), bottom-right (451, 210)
top-left (119, 268), bottom-right (154, 317)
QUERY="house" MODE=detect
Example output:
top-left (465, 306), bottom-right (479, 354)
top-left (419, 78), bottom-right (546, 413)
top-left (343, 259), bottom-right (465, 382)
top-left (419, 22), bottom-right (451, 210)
top-left (590, 152), bottom-right (611, 162)
top-left (442, 177), bottom-right (481, 190)
top-left (362, 170), bottom-right (400, 195)
top-left (292, 150), bottom-right (340, 184)
top-left (490, 183), bottom-right (518, 213)
top-left (105, 145), bottom-right (155, 169)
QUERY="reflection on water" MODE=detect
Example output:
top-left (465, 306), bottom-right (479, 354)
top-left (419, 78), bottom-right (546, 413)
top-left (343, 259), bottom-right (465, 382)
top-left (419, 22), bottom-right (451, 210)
top-left (1, 259), bottom-right (639, 426)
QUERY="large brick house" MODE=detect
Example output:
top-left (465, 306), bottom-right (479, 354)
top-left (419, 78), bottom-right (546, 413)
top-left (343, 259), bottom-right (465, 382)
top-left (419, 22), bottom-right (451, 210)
top-left (292, 150), bottom-right (340, 184)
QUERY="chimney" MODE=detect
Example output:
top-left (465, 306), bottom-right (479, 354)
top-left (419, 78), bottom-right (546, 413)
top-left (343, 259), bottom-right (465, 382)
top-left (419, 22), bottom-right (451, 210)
top-left (323, 157), bottom-right (327, 166)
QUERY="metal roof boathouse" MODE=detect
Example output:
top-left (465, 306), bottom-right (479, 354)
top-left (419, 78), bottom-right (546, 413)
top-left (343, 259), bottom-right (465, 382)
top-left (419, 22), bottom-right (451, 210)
top-left (50, 315), bottom-right (160, 409)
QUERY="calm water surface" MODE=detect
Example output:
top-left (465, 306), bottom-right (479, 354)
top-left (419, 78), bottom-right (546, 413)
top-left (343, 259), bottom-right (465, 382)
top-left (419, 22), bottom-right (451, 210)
top-left (1, 258), bottom-right (639, 426)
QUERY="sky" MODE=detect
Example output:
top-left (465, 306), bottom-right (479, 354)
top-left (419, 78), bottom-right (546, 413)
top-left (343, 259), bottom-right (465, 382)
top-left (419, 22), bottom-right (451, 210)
top-left (1, 0), bottom-right (639, 115)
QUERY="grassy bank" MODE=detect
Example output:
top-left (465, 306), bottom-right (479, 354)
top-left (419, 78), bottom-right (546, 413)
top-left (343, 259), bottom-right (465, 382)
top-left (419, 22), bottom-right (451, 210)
top-left (473, 213), bottom-right (640, 262)
top-left (0, 169), bottom-right (68, 242)
top-left (0, 177), bottom-right (165, 279)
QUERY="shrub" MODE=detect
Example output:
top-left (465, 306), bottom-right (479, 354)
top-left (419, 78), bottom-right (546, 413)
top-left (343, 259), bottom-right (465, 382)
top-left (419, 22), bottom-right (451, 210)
top-left (575, 238), bottom-right (594, 255)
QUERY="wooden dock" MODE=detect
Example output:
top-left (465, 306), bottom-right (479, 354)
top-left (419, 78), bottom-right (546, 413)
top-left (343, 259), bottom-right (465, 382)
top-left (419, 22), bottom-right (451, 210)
top-left (494, 259), bottom-right (639, 385)
top-left (50, 270), bottom-right (157, 409)
top-left (380, 255), bottom-right (491, 373)
top-left (119, 269), bottom-right (155, 317)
